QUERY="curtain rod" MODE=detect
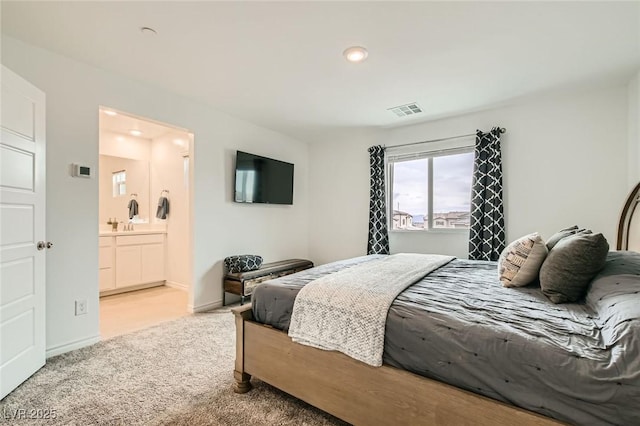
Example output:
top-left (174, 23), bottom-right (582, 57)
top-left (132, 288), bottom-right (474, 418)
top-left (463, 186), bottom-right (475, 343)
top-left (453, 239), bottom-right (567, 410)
top-left (384, 127), bottom-right (506, 150)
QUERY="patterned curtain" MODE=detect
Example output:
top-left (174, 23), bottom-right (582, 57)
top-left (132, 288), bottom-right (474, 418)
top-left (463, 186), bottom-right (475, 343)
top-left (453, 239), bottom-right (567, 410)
top-left (367, 146), bottom-right (390, 255)
top-left (468, 127), bottom-right (505, 261)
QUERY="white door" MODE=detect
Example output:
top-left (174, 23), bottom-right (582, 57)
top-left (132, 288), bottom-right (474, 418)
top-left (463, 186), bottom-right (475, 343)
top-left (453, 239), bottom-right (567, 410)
top-left (0, 66), bottom-right (47, 399)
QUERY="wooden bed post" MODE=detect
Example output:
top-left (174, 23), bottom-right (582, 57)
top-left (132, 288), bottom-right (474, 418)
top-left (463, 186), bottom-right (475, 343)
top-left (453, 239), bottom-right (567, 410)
top-left (232, 304), bottom-right (254, 393)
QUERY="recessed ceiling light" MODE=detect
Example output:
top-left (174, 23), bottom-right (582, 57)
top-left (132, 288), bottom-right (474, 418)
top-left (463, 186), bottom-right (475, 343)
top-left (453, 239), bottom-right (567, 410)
top-left (343, 46), bottom-right (368, 63)
top-left (173, 139), bottom-right (185, 147)
top-left (129, 130), bottom-right (143, 137)
top-left (140, 27), bottom-right (157, 35)
top-left (103, 110), bottom-right (117, 116)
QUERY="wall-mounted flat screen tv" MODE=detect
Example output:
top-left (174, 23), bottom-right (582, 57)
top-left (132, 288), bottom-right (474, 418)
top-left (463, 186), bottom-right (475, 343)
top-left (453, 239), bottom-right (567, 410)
top-left (234, 151), bottom-right (294, 205)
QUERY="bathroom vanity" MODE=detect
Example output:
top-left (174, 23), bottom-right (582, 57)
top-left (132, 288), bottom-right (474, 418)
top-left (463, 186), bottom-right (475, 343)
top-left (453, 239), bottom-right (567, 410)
top-left (99, 229), bottom-right (167, 296)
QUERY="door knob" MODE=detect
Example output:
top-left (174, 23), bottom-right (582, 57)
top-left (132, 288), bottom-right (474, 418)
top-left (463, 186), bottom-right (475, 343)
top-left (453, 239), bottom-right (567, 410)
top-left (37, 241), bottom-right (53, 250)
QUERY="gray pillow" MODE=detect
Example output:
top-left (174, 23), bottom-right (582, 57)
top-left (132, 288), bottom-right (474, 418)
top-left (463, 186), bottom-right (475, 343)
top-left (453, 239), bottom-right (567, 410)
top-left (539, 233), bottom-right (609, 303)
top-left (545, 225), bottom-right (588, 251)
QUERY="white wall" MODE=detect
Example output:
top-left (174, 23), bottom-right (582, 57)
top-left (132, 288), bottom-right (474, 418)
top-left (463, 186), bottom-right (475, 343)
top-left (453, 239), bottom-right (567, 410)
top-left (628, 71), bottom-right (640, 189)
top-left (2, 36), bottom-right (310, 354)
top-left (309, 86), bottom-right (629, 266)
top-left (99, 131), bottom-right (151, 161)
top-left (150, 133), bottom-right (190, 289)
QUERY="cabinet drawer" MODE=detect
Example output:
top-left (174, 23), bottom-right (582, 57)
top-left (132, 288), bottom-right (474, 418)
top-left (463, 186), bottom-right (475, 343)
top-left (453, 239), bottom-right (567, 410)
top-left (99, 236), bottom-right (113, 247)
top-left (99, 246), bottom-right (113, 268)
top-left (116, 234), bottom-right (164, 246)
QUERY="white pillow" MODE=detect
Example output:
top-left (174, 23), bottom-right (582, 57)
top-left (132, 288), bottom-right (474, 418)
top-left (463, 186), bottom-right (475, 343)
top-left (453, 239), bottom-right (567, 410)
top-left (498, 233), bottom-right (548, 287)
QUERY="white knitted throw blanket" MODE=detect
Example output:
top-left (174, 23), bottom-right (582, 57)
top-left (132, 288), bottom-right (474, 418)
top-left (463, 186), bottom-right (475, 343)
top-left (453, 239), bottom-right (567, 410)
top-left (288, 253), bottom-right (454, 366)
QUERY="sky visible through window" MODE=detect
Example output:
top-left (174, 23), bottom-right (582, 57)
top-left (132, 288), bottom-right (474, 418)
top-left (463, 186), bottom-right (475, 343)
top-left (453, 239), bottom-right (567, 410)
top-left (392, 158), bottom-right (428, 215)
top-left (433, 153), bottom-right (474, 214)
top-left (392, 152), bottom-right (474, 225)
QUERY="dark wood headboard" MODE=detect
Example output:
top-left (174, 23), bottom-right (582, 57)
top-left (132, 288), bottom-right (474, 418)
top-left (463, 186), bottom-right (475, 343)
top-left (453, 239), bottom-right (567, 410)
top-left (618, 182), bottom-right (640, 250)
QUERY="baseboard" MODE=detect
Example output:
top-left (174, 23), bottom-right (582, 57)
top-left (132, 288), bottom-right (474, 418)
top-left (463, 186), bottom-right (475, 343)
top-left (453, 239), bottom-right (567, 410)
top-left (46, 334), bottom-right (100, 358)
top-left (189, 299), bottom-right (223, 313)
top-left (99, 281), bottom-right (164, 297)
top-left (165, 280), bottom-right (188, 291)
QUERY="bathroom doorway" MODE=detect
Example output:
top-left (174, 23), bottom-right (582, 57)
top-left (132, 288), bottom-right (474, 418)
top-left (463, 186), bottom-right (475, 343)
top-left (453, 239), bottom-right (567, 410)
top-left (97, 107), bottom-right (193, 339)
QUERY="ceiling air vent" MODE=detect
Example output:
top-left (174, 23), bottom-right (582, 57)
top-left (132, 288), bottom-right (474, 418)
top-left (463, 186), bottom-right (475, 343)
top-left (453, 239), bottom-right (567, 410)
top-left (388, 102), bottom-right (423, 117)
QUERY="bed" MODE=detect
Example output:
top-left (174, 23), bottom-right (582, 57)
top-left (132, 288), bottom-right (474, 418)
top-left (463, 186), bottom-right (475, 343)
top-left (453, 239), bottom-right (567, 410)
top-left (233, 250), bottom-right (640, 425)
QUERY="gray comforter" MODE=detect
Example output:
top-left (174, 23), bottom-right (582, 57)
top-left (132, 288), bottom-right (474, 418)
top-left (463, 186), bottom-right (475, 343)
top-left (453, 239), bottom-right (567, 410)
top-left (252, 252), bottom-right (640, 425)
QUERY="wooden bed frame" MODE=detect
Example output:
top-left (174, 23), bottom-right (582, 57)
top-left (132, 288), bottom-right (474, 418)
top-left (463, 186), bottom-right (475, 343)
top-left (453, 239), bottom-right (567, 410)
top-left (232, 304), bottom-right (562, 426)
top-left (618, 181), bottom-right (640, 250)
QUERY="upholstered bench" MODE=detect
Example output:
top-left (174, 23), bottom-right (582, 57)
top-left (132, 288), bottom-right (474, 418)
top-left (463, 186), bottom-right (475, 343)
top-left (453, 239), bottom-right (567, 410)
top-left (222, 258), bottom-right (313, 306)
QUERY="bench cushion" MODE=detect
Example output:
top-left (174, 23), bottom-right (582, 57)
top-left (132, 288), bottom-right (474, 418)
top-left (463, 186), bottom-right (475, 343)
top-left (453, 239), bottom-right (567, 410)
top-left (224, 255), bottom-right (263, 273)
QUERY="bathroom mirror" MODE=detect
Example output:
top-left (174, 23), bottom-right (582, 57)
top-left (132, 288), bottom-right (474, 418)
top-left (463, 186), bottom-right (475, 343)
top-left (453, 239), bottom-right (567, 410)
top-left (99, 155), bottom-right (150, 224)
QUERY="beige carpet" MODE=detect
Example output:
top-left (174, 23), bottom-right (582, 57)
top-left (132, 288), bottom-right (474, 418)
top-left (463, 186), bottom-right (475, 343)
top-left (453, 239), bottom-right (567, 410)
top-left (0, 308), bottom-right (346, 425)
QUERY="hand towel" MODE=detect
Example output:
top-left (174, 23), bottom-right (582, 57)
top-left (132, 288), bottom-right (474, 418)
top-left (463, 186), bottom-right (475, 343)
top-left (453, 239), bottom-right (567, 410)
top-left (128, 199), bottom-right (139, 219)
top-left (156, 196), bottom-right (169, 219)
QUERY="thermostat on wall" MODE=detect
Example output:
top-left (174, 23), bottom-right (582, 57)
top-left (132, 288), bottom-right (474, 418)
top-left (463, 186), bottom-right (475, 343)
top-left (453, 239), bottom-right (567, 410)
top-left (71, 164), bottom-right (91, 178)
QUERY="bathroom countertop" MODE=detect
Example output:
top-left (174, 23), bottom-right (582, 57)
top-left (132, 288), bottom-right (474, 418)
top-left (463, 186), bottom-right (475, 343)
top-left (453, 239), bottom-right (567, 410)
top-left (99, 229), bottom-right (167, 237)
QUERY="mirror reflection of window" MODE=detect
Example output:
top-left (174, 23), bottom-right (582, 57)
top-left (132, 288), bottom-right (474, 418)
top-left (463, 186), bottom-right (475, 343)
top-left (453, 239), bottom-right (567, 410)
top-left (236, 170), bottom-right (256, 202)
top-left (112, 170), bottom-right (126, 197)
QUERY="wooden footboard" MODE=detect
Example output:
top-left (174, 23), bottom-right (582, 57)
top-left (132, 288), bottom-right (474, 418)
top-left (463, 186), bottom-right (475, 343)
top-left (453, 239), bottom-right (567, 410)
top-left (232, 305), bottom-right (562, 425)
top-left (233, 304), bottom-right (254, 394)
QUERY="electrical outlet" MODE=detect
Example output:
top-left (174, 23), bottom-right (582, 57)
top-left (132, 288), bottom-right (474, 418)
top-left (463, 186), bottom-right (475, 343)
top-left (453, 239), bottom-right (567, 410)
top-left (75, 300), bottom-right (87, 316)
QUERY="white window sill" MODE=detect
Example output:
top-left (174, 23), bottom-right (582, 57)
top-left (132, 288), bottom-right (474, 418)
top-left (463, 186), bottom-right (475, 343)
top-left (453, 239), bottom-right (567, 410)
top-left (390, 228), bottom-right (469, 234)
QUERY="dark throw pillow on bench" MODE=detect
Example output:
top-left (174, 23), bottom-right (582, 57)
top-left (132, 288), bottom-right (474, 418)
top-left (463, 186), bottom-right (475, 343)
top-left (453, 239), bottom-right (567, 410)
top-left (224, 255), bottom-right (263, 273)
top-left (539, 233), bottom-right (609, 303)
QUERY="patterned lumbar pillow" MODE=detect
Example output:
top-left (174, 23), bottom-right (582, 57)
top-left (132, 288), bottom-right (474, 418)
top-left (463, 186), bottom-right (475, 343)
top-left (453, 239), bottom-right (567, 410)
top-left (540, 233), bottom-right (609, 303)
top-left (224, 255), bottom-right (263, 273)
top-left (498, 233), bottom-right (549, 287)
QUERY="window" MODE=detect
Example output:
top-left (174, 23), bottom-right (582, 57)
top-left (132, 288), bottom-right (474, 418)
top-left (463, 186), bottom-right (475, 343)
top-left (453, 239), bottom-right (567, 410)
top-left (388, 148), bottom-right (474, 231)
top-left (112, 170), bottom-right (126, 197)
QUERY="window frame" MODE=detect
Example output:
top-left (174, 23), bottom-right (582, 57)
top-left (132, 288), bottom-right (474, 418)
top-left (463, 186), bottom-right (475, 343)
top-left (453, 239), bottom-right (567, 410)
top-left (386, 144), bottom-right (474, 234)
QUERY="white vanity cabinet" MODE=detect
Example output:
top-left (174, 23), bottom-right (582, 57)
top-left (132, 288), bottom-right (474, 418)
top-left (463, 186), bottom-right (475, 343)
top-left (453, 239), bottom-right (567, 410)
top-left (99, 232), bottom-right (166, 295)
top-left (99, 237), bottom-right (115, 291)
top-left (115, 245), bottom-right (142, 288)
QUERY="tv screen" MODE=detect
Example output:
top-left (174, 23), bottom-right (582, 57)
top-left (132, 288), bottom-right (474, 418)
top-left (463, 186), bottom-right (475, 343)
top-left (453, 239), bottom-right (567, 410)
top-left (234, 151), bottom-right (294, 205)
